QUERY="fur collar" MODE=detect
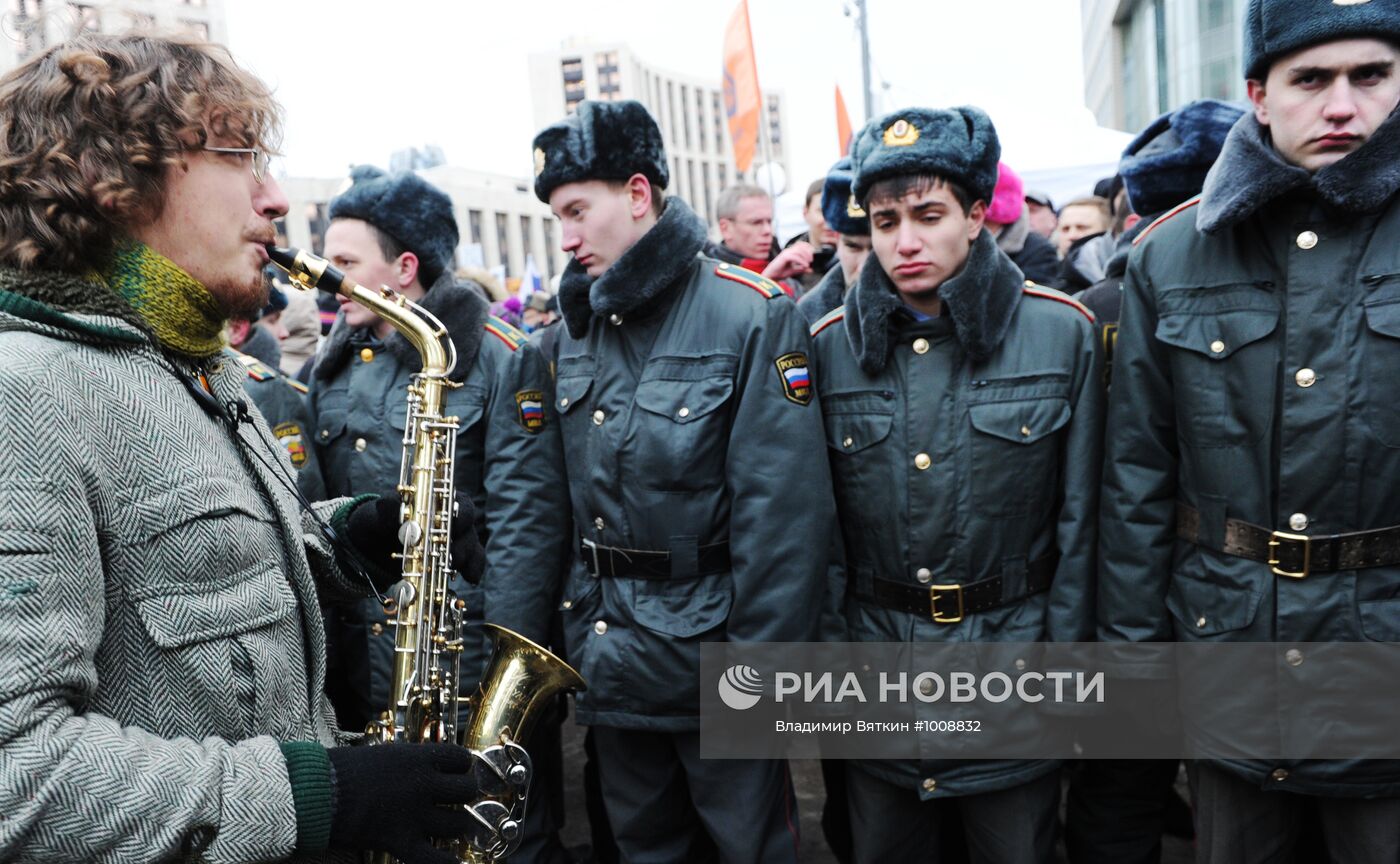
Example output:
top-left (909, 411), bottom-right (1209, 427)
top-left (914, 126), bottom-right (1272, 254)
top-left (315, 271), bottom-right (488, 383)
top-left (558, 197), bottom-right (708, 338)
top-left (1198, 108), bottom-right (1400, 233)
top-left (994, 210), bottom-right (1031, 256)
top-left (799, 263), bottom-right (848, 325)
top-left (846, 229), bottom-right (1022, 374)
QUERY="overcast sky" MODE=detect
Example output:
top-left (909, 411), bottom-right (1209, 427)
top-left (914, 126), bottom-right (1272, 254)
top-left (226, 0), bottom-right (1129, 195)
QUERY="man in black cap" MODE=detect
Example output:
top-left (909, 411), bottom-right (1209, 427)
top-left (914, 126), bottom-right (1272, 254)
top-left (533, 99), bottom-right (835, 863)
top-left (305, 167), bottom-right (572, 862)
top-left (809, 105), bottom-right (1102, 863)
top-left (1101, 1), bottom-right (1400, 860)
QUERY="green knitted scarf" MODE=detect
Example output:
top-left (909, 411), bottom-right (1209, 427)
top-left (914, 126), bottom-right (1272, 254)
top-left (97, 241), bottom-right (225, 358)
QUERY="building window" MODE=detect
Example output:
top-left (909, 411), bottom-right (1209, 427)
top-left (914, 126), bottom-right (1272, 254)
top-left (468, 210), bottom-right (484, 245)
top-left (1198, 0), bottom-right (1242, 101)
top-left (713, 91), bottom-right (726, 153)
top-left (520, 215), bottom-right (534, 270)
top-left (562, 57), bottom-right (585, 113)
top-left (719, 163), bottom-right (729, 193)
top-left (305, 203), bottom-right (328, 256)
top-left (596, 50), bottom-right (621, 101)
top-left (542, 220), bottom-right (557, 281)
top-left (667, 81), bottom-right (678, 146)
top-left (1153, 0), bottom-right (1169, 115)
top-left (681, 85), bottom-right (692, 150)
top-left (703, 164), bottom-right (714, 222)
top-left (495, 213), bottom-right (510, 271)
top-left (696, 88), bottom-right (708, 153)
top-left (767, 96), bottom-right (783, 158)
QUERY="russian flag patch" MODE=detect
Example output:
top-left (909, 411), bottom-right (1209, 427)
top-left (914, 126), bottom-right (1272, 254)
top-left (515, 389), bottom-right (546, 433)
top-left (775, 352), bottom-right (813, 406)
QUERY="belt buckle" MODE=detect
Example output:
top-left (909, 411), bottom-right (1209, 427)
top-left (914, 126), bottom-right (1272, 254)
top-left (581, 538), bottom-right (602, 577)
top-left (1267, 530), bottom-right (1310, 579)
top-left (929, 584), bottom-right (965, 624)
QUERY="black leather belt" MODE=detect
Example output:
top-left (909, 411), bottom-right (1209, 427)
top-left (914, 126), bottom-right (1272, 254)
top-left (579, 537), bottom-right (731, 580)
top-left (859, 555), bottom-right (1057, 624)
top-left (1176, 504), bottom-right (1400, 579)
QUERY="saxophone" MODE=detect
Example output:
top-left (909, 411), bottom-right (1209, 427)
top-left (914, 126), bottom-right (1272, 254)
top-left (266, 246), bottom-right (586, 863)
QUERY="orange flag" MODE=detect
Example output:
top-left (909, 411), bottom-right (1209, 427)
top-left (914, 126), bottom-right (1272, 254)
top-left (835, 85), bottom-right (854, 156)
top-left (722, 0), bottom-right (762, 174)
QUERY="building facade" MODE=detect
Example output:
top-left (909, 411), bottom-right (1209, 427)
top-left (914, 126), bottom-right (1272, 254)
top-left (2, 0), bottom-right (227, 71)
top-left (1081, 0), bottom-right (1245, 133)
top-left (528, 40), bottom-right (792, 228)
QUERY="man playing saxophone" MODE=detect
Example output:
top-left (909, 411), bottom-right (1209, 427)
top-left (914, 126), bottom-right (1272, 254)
top-left (0, 31), bottom-right (502, 864)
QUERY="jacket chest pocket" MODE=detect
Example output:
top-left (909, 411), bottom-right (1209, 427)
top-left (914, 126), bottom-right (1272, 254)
top-left (1154, 284), bottom-right (1279, 448)
top-left (823, 390), bottom-right (896, 519)
top-left (628, 356), bottom-right (737, 491)
top-left (1361, 293), bottom-right (1400, 448)
top-left (966, 375), bottom-right (1072, 518)
top-left (555, 359), bottom-right (597, 478)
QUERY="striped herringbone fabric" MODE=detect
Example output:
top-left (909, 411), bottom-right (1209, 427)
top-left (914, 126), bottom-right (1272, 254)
top-left (0, 302), bottom-right (365, 863)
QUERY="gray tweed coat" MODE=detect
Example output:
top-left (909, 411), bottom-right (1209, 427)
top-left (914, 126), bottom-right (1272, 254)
top-left (0, 268), bottom-right (362, 862)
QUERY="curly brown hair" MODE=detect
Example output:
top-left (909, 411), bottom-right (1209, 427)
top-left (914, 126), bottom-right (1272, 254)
top-left (0, 31), bottom-right (282, 272)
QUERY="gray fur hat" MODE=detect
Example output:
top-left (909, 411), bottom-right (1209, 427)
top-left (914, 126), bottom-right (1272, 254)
top-left (1244, 0), bottom-right (1400, 79)
top-left (1119, 99), bottom-right (1246, 217)
top-left (328, 166), bottom-right (459, 285)
top-left (532, 100), bottom-right (670, 203)
top-left (850, 106), bottom-right (1001, 206)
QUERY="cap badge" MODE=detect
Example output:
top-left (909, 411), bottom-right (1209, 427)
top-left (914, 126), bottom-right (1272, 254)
top-left (883, 118), bottom-right (920, 147)
top-left (534, 147), bottom-right (547, 177)
top-left (847, 194), bottom-right (866, 218)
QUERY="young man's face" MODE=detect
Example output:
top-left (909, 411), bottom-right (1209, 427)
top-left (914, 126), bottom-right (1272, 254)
top-left (132, 139), bottom-right (288, 319)
top-left (1248, 38), bottom-right (1400, 173)
top-left (718, 195), bottom-right (774, 259)
top-left (802, 194), bottom-right (838, 247)
top-left (869, 180), bottom-right (984, 301)
top-left (549, 177), bottom-right (655, 278)
top-left (837, 233), bottom-right (872, 286)
top-left (1054, 204), bottom-right (1108, 255)
top-left (323, 218), bottom-right (414, 331)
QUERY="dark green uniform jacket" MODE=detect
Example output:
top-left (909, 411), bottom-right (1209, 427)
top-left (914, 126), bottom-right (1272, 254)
top-left (1101, 110), bottom-right (1400, 795)
top-left (307, 274), bottom-right (567, 730)
top-left (230, 349), bottom-right (327, 501)
top-left (553, 198), bottom-right (837, 731)
top-left (810, 230), bottom-right (1103, 798)
top-left (796, 263), bottom-right (849, 327)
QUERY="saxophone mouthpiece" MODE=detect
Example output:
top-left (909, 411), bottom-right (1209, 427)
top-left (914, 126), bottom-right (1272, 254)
top-left (265, 244), bottom-right (299, 273)
top-left (264, 243), bottom-right (343, 293)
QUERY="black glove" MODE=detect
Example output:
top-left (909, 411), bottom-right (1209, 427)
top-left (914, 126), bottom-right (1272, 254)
top-left (327, 742), bottom-right (482, 864)
top-left (346, 492), bottom-right (486, 587)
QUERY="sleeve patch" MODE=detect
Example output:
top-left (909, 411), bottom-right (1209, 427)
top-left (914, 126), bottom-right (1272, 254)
top-left (775, 352), bottom-right (813, 405)
top-left (272, 422), bottom-right (309, 467)
top-left (715, 263), bottom-right (784, 298)
top-left (484, 316), bottom-right (527, 351)
top-left (810, 307), bottom-right (846, 338)
top-left (515, 389), bottom-right (546, 432)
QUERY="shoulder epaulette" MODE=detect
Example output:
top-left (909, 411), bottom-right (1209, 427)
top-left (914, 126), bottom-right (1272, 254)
top-left (484, 315), bottom-right (527, 351)
top-left (714, 262), bottom-right (784, 298)
top-left (234, 351), bottom-right (276, 382)
top-left (284, 378), bottom-right (308, 394)
top-left (1133, 197), bottom-right (1201, 247)
top-left (810, 306), bottom-right (846, 338)
top-left (1022, 282), bottom-right (1096, 324)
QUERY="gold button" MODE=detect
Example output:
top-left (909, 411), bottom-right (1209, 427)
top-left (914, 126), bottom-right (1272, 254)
top-left (1271, 768), bottom-right (1290, 781)
top-left (609, 313), bottom-right (624, 326)
top-left (914, 452), bottom-right (932, 470)
top-left (319, 429), bottom-right (330, 441)
top-left (915, 567), bottom-right (932, 584)
top-left (594, 516), bottom-right (605, 531)
top-left (1210, 340), bottom-right (1226, 355)
top-left (1285, 649), bottom-right (1304, 667)
top-left (912, 338), bottom-right (930, 355)
top-left (370, 622), bottom-right (384, 635)
top-left (593, 620), bottom-right (608, 635)
top-left (1015, 658), bottom-right (1027, 671)
top-left (678, 407), bottom-right (691, 419)
top-left (1289, 513), bottom-right (1308, 531)
top-left (354, 437), bottom-right (367, 452)
top-left (1295, 368), bottom-right (1316, 388)
top-left (560, 397), bottom-right (570, 408)
top-left (1020, 425), bottom-right (1031, 438)
top-left (562, 600), bottom-right (573, 609)
top-left (842, 436), bottom-right (854, 449)
top-left (919, 679), bottom-right (936, 696)
top-left (922, 778), bottom-right (937, 792)
top-left (719, 262), bottom-right (729, 269)
top-left (1197, 616), bottom-right (1207, 629)
top-left (359, 347), bottom-right (374, 363)
top-left (592, 409), bottom-right (605, 426)
top-left (1296, 231), bottom-right (1318, 250)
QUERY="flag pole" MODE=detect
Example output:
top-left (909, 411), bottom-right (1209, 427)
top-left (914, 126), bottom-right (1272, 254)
top-left (744, 0), bottom-right (783, 247)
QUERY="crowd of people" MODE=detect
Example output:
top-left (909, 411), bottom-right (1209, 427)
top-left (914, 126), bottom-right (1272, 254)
top-left (1, 0), bottom-right (1399, 863)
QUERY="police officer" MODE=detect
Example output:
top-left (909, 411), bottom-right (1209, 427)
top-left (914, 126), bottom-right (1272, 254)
top-left (227, 344), bottom-right (327, 502)
top-left (532, 100), bottom-right (835, 863)
top-left (1101, 2), bottom-right (1400, 860)
top-left (305, 167), bottom-right (571, 862)
top-left (798, 156), bottom-right (871, 327)
top-left (809, 106), bottom-right (1102, 863)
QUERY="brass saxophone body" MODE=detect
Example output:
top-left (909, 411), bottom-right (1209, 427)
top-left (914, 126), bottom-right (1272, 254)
top-left (266, 246), bottom-right (585, 863)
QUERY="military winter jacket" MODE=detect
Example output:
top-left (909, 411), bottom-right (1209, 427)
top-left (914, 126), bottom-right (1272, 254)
top-left (230, 348), bottom-right (327, 501)
top-left (554, 198), bottom-right (837, 731)
top-left (1101, 109), bottom-right (1400, 795)
top-left (810, 229), bottom-right (1103, 797)
top-left (307, 274), bottom-right (567, 732)
top-left (0, 268), bottom-right (361, 863)
top-left (797, 262), bottom-right (849, 327)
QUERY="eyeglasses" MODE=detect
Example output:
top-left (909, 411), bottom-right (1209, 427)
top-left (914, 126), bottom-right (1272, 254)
top-left (202, 146), bottom-right (271, 183)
